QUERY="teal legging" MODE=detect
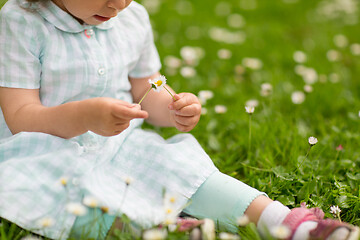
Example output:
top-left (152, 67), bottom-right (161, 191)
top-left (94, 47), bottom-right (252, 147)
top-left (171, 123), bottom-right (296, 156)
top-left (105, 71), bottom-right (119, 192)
top-left (70, 171), bottom-right (264, 239)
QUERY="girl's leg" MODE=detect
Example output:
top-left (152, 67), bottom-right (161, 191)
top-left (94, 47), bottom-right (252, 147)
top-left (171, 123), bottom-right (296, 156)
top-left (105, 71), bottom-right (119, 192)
top-left (183, 170), bottom-right (269, 231)
top-left (244, 195), bottom-right (273, 224)
top-left (184, 171), bottom-right (359, 240)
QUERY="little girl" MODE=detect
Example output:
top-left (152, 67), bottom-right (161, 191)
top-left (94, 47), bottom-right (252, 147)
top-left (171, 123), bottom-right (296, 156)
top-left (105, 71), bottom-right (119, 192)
top-left (0, 0), bottom-right (358, 239)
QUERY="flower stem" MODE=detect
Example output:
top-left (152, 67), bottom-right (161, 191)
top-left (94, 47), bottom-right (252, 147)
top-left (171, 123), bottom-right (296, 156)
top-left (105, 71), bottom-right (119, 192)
top-left (119, 185), bottom-right (129, 210)
top-left (335, 150), bottom-right (340, 161)
top-left (248, 115), bottom-right (252, 158)
top-left (164, 86), bottom-right (176, 101)
top-left (295, 146), bottom-right (311, 172)
top-left (337, 213), bottom-right (342, 222)
top-left (138, 86), bottom-right (152, 105)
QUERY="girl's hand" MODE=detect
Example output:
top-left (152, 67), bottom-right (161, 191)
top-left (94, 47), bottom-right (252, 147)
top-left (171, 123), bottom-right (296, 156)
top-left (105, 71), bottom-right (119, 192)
top-left (81, 97), bottom-right (148, 136)
top-left (168, 93), bottom-right (201, 132)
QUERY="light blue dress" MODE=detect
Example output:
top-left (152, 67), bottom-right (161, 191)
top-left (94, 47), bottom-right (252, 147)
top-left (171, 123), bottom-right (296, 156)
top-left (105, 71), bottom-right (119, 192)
top-left (0, 0), bottom-right (218, 239)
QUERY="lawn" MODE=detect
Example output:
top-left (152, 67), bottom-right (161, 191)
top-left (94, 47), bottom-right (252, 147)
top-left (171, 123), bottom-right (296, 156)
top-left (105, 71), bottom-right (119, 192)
top-left (0, 0), bottom-right (360, 239)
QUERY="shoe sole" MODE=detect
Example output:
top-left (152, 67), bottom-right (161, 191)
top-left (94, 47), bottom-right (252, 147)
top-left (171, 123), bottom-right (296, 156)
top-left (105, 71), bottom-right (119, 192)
top-left (348, 226), bottom-right (360, 240)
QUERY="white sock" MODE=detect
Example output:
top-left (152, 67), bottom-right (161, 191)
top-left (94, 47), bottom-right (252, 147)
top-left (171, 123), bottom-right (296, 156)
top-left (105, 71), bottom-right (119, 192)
top-left (257, 201), bottom-right (291, 237)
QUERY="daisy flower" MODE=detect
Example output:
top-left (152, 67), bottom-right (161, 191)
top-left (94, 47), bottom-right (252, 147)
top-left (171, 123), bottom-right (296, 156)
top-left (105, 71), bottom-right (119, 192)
top-left (100, 206), bottom-right (109, 214)
top-left (236, 214), bottom-right (250, 227)
top-left (143, 229), bottom-right (167, 240)
top-left (245, 106), bottom-right (255, 114)
top-left (303, 84), bottom-right (313, 93)
top-left (37, 217), bottom-right (55, 228)
top-left (245, 99), bottom-right (259, 108)
top-left (149, 75), bottom-right (167, 92)
top-left (291, 91), bottom-right (305, 104)
top-left (198, 90), bottom-right (214, 105)
top-left (219, 232), bottom-right (240, 240)
top-left (123, 176), bottom-right (134, 186)
top-left (270, 225), bottom-right (291, 239)
top-left (308, 136), bottom-right (318, 146)
top-left (350, 43), bottom-right (360, 56)
top-left (330, 205), bottom-right (342, 222)
top-left (138, 75), bottom-right (175, 104)
top-left (330, 205), bottom-right (341, 217)
top-left (293, 50), bottom-right (307, 63)
top-left (59, 177), bottom-right (68, 186)
top-left (260, 83), bottom-right (273, 97)
top-left (83, 196), bottom-right (99, 208)
top-left (65, 202), bottom-right (87, 216)
top-left (201, 218), bottom-right (215, 240)
top-left (215, 105), bottom-right (227, 114)
top-left (20, 236), bottom-right (41, 240)
top-left (180, 66), bottom-right (197, 78)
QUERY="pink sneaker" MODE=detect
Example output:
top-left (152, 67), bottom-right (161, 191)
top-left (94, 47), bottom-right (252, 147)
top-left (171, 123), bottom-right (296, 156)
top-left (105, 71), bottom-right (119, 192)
top-left (282, 203), bottom-right (360, 240)
top-left (176, 217), bottom-right (204, 232)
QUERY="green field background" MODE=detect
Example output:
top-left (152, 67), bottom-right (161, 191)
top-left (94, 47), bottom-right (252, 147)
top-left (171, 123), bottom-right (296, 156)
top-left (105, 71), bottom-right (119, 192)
top-left (0, 0), bottom-right (359, 239)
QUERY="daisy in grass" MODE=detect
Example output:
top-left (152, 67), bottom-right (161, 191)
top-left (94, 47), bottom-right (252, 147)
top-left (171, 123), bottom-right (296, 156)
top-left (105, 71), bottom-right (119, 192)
top-left (65, 202), bottom-right (87, 216)
top-left (59, 176), bottom-right (68, 186)
top-left (20, 236), bottom-right (41, 240)
top-left (236, 214), bottom-right (250, 227)
top-left (330, 205), bottom-right (342, 221)
top-left (163, 206), bottom-right (177, 226)
top-left (270, 225), bottom-right (291, 239)
top-left (123, 176), bottom-right (134, 186)
top-left (201, 218), bottom-right (215, 240)
top-left (219, 232), bottom-right (240, 240)
top-left (245, 106), bottom-right (255, 114)
top-left (308, 136), bottom-right (318, 146)
top-left (298, 136), bottom-right (318, 171)
top-left (143, 228), bottom-right (167, 240)
top-left (37, 217), bottom-right (55, 228)
top-left (138, 75), bottom-right (176, 104)
top-left (83, 196), bottom-right (99, 208)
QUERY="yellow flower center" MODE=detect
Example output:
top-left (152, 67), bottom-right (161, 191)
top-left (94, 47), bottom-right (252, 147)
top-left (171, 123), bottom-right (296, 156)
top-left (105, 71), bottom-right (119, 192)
top-left (60, 177), bottom-right (67, 186)
top-left (166, 208), bottom-right (172, 214)
top-left (41, 218), bottom-right (53, 227)
top-left (170, 197), bottom-right (176, 203)
top-left (74, 209), bottom-right (81, 215)
top-left (155, 80), bottom-right (162, 86)
top-left (101, 206), bottom-right (109, 213)
top-left (88, 200), bottom-right (97, 208)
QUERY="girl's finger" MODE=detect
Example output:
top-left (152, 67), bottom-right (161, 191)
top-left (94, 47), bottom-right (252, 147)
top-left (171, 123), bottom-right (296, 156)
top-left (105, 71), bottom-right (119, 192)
top-left (174, 115), bottom-right (198, 126)
top-left (173, 94), bottom-right (181, 101)
top-left (172, 95), bottom-right (194, 110)
top-left (112, 104), bottom-right (148, 119)
top-left (174, 121), bottom-right (192, 132)
top-left (175, 104), bottom-right (201, 117)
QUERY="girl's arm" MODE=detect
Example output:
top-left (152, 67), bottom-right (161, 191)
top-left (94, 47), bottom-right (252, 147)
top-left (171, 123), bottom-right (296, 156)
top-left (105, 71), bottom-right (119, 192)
top-left (130, 73), bottom-right (175, 127)
top-left (130, 73), bottom-right (201, 132)
top-left (0, 87), bottom-right (148, 139)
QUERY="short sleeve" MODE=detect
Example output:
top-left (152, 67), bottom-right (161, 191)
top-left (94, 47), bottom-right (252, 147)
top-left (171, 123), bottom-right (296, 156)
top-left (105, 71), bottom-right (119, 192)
top-left (128, 5), bottom-right (161, 78)
top-left (0, 2), bottom-right (42, 89)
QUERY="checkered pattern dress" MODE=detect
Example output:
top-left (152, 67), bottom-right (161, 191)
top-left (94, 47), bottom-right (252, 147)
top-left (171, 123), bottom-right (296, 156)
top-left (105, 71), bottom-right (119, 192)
top-left (0, 0), bottom-right (217, 239)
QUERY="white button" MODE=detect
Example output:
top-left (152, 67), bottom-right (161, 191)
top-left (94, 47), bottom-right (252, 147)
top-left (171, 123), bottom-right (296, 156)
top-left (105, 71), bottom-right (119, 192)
top-left (87, 29), bottom-right (94, 36)
top-left (84, 29), bottom-right (94, 38)
top-left (98, 68), bottom-right (106, 75)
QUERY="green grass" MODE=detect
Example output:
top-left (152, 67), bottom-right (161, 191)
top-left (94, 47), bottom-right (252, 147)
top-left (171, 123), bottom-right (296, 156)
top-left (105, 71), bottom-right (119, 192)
top-left (1, 0), bottom-right (360, 239)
